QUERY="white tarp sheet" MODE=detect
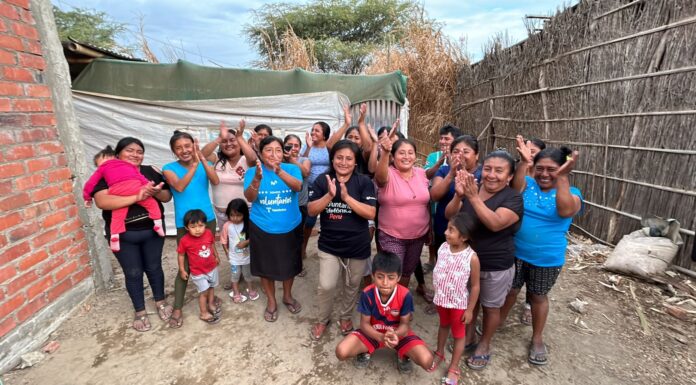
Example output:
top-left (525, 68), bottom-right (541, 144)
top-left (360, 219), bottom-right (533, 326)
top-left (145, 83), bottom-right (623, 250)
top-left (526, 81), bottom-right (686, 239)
top-left (73, 90), bottom-right (350, 234)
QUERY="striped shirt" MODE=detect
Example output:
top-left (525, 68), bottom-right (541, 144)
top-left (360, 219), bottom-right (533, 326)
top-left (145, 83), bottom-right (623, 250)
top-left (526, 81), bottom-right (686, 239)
top-left (433, 243), bottom-right (474, 309)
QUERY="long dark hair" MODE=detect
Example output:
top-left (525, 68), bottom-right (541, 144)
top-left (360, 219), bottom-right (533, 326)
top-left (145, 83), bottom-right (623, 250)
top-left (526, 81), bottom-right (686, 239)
top-left (169, 130), bottom-right (194, 152)
top-left (534, 146), bottom-right (572, 166)
top-left (225, 198), bottom-right (249, 235)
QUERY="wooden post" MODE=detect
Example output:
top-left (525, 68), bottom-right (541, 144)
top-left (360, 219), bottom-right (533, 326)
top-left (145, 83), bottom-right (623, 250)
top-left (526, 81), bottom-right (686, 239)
top-left (539, 65), bottom-right (551, 139)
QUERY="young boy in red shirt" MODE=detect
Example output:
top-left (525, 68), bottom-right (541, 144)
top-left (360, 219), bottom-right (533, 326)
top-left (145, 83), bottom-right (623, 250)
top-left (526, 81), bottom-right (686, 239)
top-left (335, 251), bottom-right (433, 373)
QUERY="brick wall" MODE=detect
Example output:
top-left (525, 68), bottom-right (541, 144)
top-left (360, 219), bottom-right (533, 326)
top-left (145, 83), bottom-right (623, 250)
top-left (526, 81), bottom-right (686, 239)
top-left (0, 0), bottom-right (91, 340)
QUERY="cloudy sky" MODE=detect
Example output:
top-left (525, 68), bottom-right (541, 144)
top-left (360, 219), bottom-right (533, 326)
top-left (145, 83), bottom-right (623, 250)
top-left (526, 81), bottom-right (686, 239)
top-left (52, 0), bottom-right (573, 67)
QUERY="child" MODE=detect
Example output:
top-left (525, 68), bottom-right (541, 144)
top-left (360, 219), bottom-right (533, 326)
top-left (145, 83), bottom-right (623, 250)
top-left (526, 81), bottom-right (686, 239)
top-left (220, 198), bottom-right (259, 303)
top-left (335, 252), bottom-right (434, 374)
top-left (430, 212), bottom-right (480, 385)
top-left (177, 209), bottom-right (221, 324)
top-left (82, 145), bottom-right (164, 252)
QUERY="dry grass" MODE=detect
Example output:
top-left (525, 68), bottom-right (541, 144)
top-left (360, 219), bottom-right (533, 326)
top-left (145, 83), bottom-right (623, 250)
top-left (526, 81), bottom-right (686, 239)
top-left (366, 19), bottom-right (469, 157)
top-left (258, 25), bottom-right (317, 71)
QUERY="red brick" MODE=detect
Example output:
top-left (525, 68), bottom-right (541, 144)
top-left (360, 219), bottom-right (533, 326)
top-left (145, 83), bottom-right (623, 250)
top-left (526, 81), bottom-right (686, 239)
top-left (67, 240), bottom-right (88, 258)
top-left (0, 162), bottom-right (25, 178)
top-left (5, 144), bottom-right (34, 160)
top-left (25, 84), bottom-right (49, 97)
top-left (0, 293), bottom-right (25, 320)
top-left (0, 265), bottom-right (17, 284)
top-left (0, 113), bottom-right (28, 127)
top-left (60, 218), bottom-right (82, 236)
top-left (78, 252), bottom-right (90, 265)
top-left (32, 185), bottom-right (61, 202)
top-left (20, 201), bottom-right (50, 220)
top-left (47, 278), bottom-right (73, 301)
top-left (2, 67), bottom-right (33, 82)
top-left (17, 296), bottom-right (47, 322)
top-left (26, 157), bottom-right (52, 172)
top-left (0, 81), bottom-right (23, 96)
top-left (6, 270), bottom-right (36, 296)
top-left (71, 266), bottom-right (91, 285)
top-left (0, 131), bottom-right (13, 145)
top-left (6, 0), bottom-right (29, 9)
top-left (0, 234), bottom-right (7, 249)
top-left (14, 173), bottom-right (43, 190)
top-left (31, 229), bottom-right (60, 248)
top-left (26, 275), bottom-right (53, 300)
top-left (30, 113), bottom-right (55, 126)
top-left (54, 260), bottom-right (77, 282)
top-left (0, 192), bottom-right (30, 211)
top-left (51, 194), bottom-right (75, 210)
top-left (47, 238), bottom-right (72, 255)
top-left (0, 317), bottom-right (17, 339)
top-left (42, 99), bottom-right (53, 112)
top-left (36, 142), bottom-right (63, 155)
top-left (0, 241), bottom-right (29, 265)
top-left (18, 249), bottom-right (48, 271)
top-left (18, 52), bottom-right (44, 70)
top-left (47, 167), bottom-right (72, 182)
top-left (8, 220), bottom-right (37, 242)
top-left (41, 210), bottom-right (68, 229)
top-left (0, 49), bottom-right (15, 65)
top-left (0, 211), bottom-right (22, 231)
top-left (0, 35), bottom-right (22, 51)
top-left (18, 127), bottom-right (55, 142)
top-left (56, 154), bottom-right (67, 166)
top-left (18, 8), bottom-right (33, 24)
top-left (38, 254), bottom-right (65, 276)
top-left (0, 98), bottom-right (10, 111)
top-left (0, 3), bottom-right (20, 20)
top-left (60, 180), bottom-right (73, 193)
top-left (12, 98), bottom-right (43, 112)
top-left (22, 39), bottom-right (40, 55)
top-left (0, 19), bottom-right (4, 32)
top-left (74, 230), bottom-right (85, 242)
top-left (11, 21), bottom-right (37, 39)
top-left (0, 180), bottom-right (11, 195)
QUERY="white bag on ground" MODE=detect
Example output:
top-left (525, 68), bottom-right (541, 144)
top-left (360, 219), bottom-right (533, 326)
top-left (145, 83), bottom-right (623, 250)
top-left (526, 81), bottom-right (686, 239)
top-left (603, 228), bottom-right (679, 279)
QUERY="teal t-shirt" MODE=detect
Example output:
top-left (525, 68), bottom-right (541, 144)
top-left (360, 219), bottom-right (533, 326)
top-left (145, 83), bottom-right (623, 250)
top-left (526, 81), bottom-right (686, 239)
top-left (244, 162), bottom-right (302, 234)
top-left (162, 161), bottom-right (216, 228)
top-left (515, 176), bottom-right (583, 267)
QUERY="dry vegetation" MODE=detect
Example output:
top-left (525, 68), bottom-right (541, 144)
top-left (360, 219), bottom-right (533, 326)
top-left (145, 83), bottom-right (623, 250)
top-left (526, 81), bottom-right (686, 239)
top-left (256, 26), bottom-right (318, 71)
top-left (366, 19), bottom-right (469, 157)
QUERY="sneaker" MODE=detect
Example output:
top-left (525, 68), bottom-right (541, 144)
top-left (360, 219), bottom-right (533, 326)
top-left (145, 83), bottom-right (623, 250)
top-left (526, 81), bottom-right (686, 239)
top-left (354, 353), bottom-right (371, 369)
top-left (397, 356), bottom-right (413, 374)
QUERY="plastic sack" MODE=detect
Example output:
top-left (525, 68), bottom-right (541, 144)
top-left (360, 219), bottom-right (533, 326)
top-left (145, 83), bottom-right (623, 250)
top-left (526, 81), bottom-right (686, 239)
top-left (603, 228), bottom-right (679, 279)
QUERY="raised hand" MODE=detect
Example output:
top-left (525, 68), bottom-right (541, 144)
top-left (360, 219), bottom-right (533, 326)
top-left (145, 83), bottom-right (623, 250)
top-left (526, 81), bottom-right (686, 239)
top-left (192, 138), bottom-right (202, 164)
top-left (460, 170), bottom-right (478, 199)
top-left (326, 175), bottom-right (337, 198)
top-left (254, 160), bottom-right (263, 181)
top-left (343, 104), bottom-right (352, 126)
top-left (454, 170), bottom-right (466, 197)
top-left (379, 125), bottom-right (396, 153)
top-left (359, 103), bottom-right (367, 116)
top-left (448, 153), bottom-right (461, 176)
top-left (516, 135), bottom-right (533, 164)
top-left (219, 120), bottom-right (230, 140)
top-left (305, 131), bottom-right (312, 148)
top-left (367, 123), bottom-right (378, 144)
top-left (235, 119), bottom-right (246, 139)
top-left (557, 150), bottom-right (579, 176)
top-left (389, 119), bottom-right (400, 141)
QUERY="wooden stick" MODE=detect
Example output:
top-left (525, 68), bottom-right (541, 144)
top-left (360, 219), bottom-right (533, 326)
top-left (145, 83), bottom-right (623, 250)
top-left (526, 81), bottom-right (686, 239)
top-left (671, 265), bottom-right (696, 279)
top-left (593, 0), bottom-right (644, 21)
top-left (570, 223), bottom-right (615, 246)
top-left (572, 170), bottom-right (696, 197)
top-left (491, 134), bottom-right (696, 155)
top-left (629, 282), bottom-right (651, 335)
top-left (493, 109), bottom-right (696, 123)
top-left (581, 201), bottom-right (696, 237)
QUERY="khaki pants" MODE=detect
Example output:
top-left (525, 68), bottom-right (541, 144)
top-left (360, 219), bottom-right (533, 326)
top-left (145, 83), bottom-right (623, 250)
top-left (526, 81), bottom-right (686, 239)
top-left (316, 250), bottom-right (367, 324)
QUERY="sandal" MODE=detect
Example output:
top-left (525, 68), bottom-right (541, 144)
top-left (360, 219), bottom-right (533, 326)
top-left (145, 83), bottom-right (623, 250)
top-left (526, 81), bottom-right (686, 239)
top-left (338, 319), bottom-right (354, 335)
top-left (223, 282), bottom-right (233, 291)
top-left (246, 288), bottom-right (260, 301)
top-left (528, 343), bottom-right (548, 366)
top-left (466, 353), bottom-right (491, 370)
top-left (520, 303), bottom-right (532, 326)
top-left (283, 299), bottom-right (302, 314)
top-left (264, 307), bottom-right (278, 323)
top-left (424, 303), bottom-right (438, 316)
top-left (448, 340), bottom-right (477, 354)
top-left (156, 302), bottom-right (173, 322)
top-left (168, 313), bottom-right (183, 329)
top-left (310, 321), bottom-right (329, 340)
top-left (200, 312), bottom-right (221, 324)
top-left (213, 296), bottom-right (222, 314)
top-left (133, 313), bottom-right (151, 332)
top-left (441, 368), bottom-right (460, 385)
top-left (230, 292), bottom-right (248, 304)
top-left (297, 267), bottom-right (307, 277)
top-left (422, 262), bottom-right (435, 275)
top-left (427, 351), bottom-right (446, 373)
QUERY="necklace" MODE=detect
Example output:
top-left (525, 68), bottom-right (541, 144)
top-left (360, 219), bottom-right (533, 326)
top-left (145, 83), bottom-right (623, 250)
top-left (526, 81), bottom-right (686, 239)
top-left (404, 176), bottom-right (417, 199)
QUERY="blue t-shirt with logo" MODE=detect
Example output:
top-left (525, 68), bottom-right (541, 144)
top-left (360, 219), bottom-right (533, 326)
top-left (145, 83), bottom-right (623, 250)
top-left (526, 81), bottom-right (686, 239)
top-left (515, 176), bottom-right (582, 267)
top-left (244, 162), bottom-right (302, 234)
top-left (162, 161), bottom-right (216, 228)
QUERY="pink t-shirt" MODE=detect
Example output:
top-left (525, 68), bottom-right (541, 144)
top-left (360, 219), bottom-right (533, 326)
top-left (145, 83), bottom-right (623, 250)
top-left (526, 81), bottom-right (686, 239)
top-left (212, 156), bottom-right (249, 209)
top-left (377, 166), bottom-right (430, 239)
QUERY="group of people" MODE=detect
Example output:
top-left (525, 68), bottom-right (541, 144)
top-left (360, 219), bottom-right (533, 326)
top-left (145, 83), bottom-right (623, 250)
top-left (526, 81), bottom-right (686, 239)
top-left (85, 103), bottom-right (582, 384)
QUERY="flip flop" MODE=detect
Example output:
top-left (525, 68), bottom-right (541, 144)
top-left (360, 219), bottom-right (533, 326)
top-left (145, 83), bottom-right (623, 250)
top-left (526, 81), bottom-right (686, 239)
top-left (133, 314), bottom-right (151, 332)
top-left (283, 299), bottom-right (302, 314)
top-left (264, 307), bottom-right (278, 323)
top-left (466, 353), bottom-right (491, 370)
top-left (427, 351), bottom-right (446, 373)
top-left (168, 313), bottom-right (183, 329)
top-left (200, 313), bottom-right (221, 324)
top-left (520, 304), bottom-right (533, 326)
top-left (156, 302), bottom-right (173, 322)
top-left (528, 343), bottom-right (548, 366)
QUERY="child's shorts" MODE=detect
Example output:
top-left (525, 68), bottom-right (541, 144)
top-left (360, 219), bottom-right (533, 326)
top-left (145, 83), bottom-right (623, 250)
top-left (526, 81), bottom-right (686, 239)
top-left (230, 264), bottom-right (252, 283)
top-left (436, 306), bottom-right (467, 339)
top-left (191, 268), bottom-right (219, 293)
top-left (351, 329), bottom-right (425, 359)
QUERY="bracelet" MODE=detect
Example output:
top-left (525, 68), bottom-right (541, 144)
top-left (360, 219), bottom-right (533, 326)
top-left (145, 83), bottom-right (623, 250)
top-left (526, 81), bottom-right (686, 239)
top-left (249, 184), bottom-right (258, 191)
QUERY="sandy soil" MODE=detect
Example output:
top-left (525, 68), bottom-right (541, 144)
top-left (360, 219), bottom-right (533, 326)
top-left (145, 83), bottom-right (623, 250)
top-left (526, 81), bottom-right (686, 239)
top-left (4, 236), bottom-right (696, 385)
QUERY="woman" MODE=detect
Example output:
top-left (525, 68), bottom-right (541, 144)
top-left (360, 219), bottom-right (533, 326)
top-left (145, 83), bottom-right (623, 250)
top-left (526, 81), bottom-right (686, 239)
top-left (444, 150), bottom-right (523, 370)
top-left (307, 140), bottom-right (377, 340)
top-left (201, 120), bottom-right (258, 226)
top-left (244, 136), bottom-right (304, 322)
top-left (92, 137), bottom-right (173, 332)
top-left (326, 104), bottom-right (374, 175)
top-left (499, 136), bottom-right (582, 366)
top-left (374, 133), bottom-right (430, 289)
top-left (162, 130), bottom-right (220, 328)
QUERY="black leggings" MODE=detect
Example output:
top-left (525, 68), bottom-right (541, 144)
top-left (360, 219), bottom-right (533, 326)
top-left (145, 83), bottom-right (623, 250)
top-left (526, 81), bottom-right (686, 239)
top-left (112, 229), bottom-right (166, 312)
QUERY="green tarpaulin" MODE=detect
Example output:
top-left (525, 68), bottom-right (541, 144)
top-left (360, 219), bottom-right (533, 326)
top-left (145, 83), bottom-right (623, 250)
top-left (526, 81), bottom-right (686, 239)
top-left (72, 59), bottom-right (407, 105)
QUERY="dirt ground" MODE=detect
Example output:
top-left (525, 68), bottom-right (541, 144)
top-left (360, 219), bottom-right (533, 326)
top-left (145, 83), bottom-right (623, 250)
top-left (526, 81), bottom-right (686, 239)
top-left (4, 235), bottom-right (696, 385)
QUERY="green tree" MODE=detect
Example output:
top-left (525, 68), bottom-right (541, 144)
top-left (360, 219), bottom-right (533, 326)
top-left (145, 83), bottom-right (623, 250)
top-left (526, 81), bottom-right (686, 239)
top-left (245, 0), bottom-right (419, 74)
top-left (53, 6), bottom-right (127, 50)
